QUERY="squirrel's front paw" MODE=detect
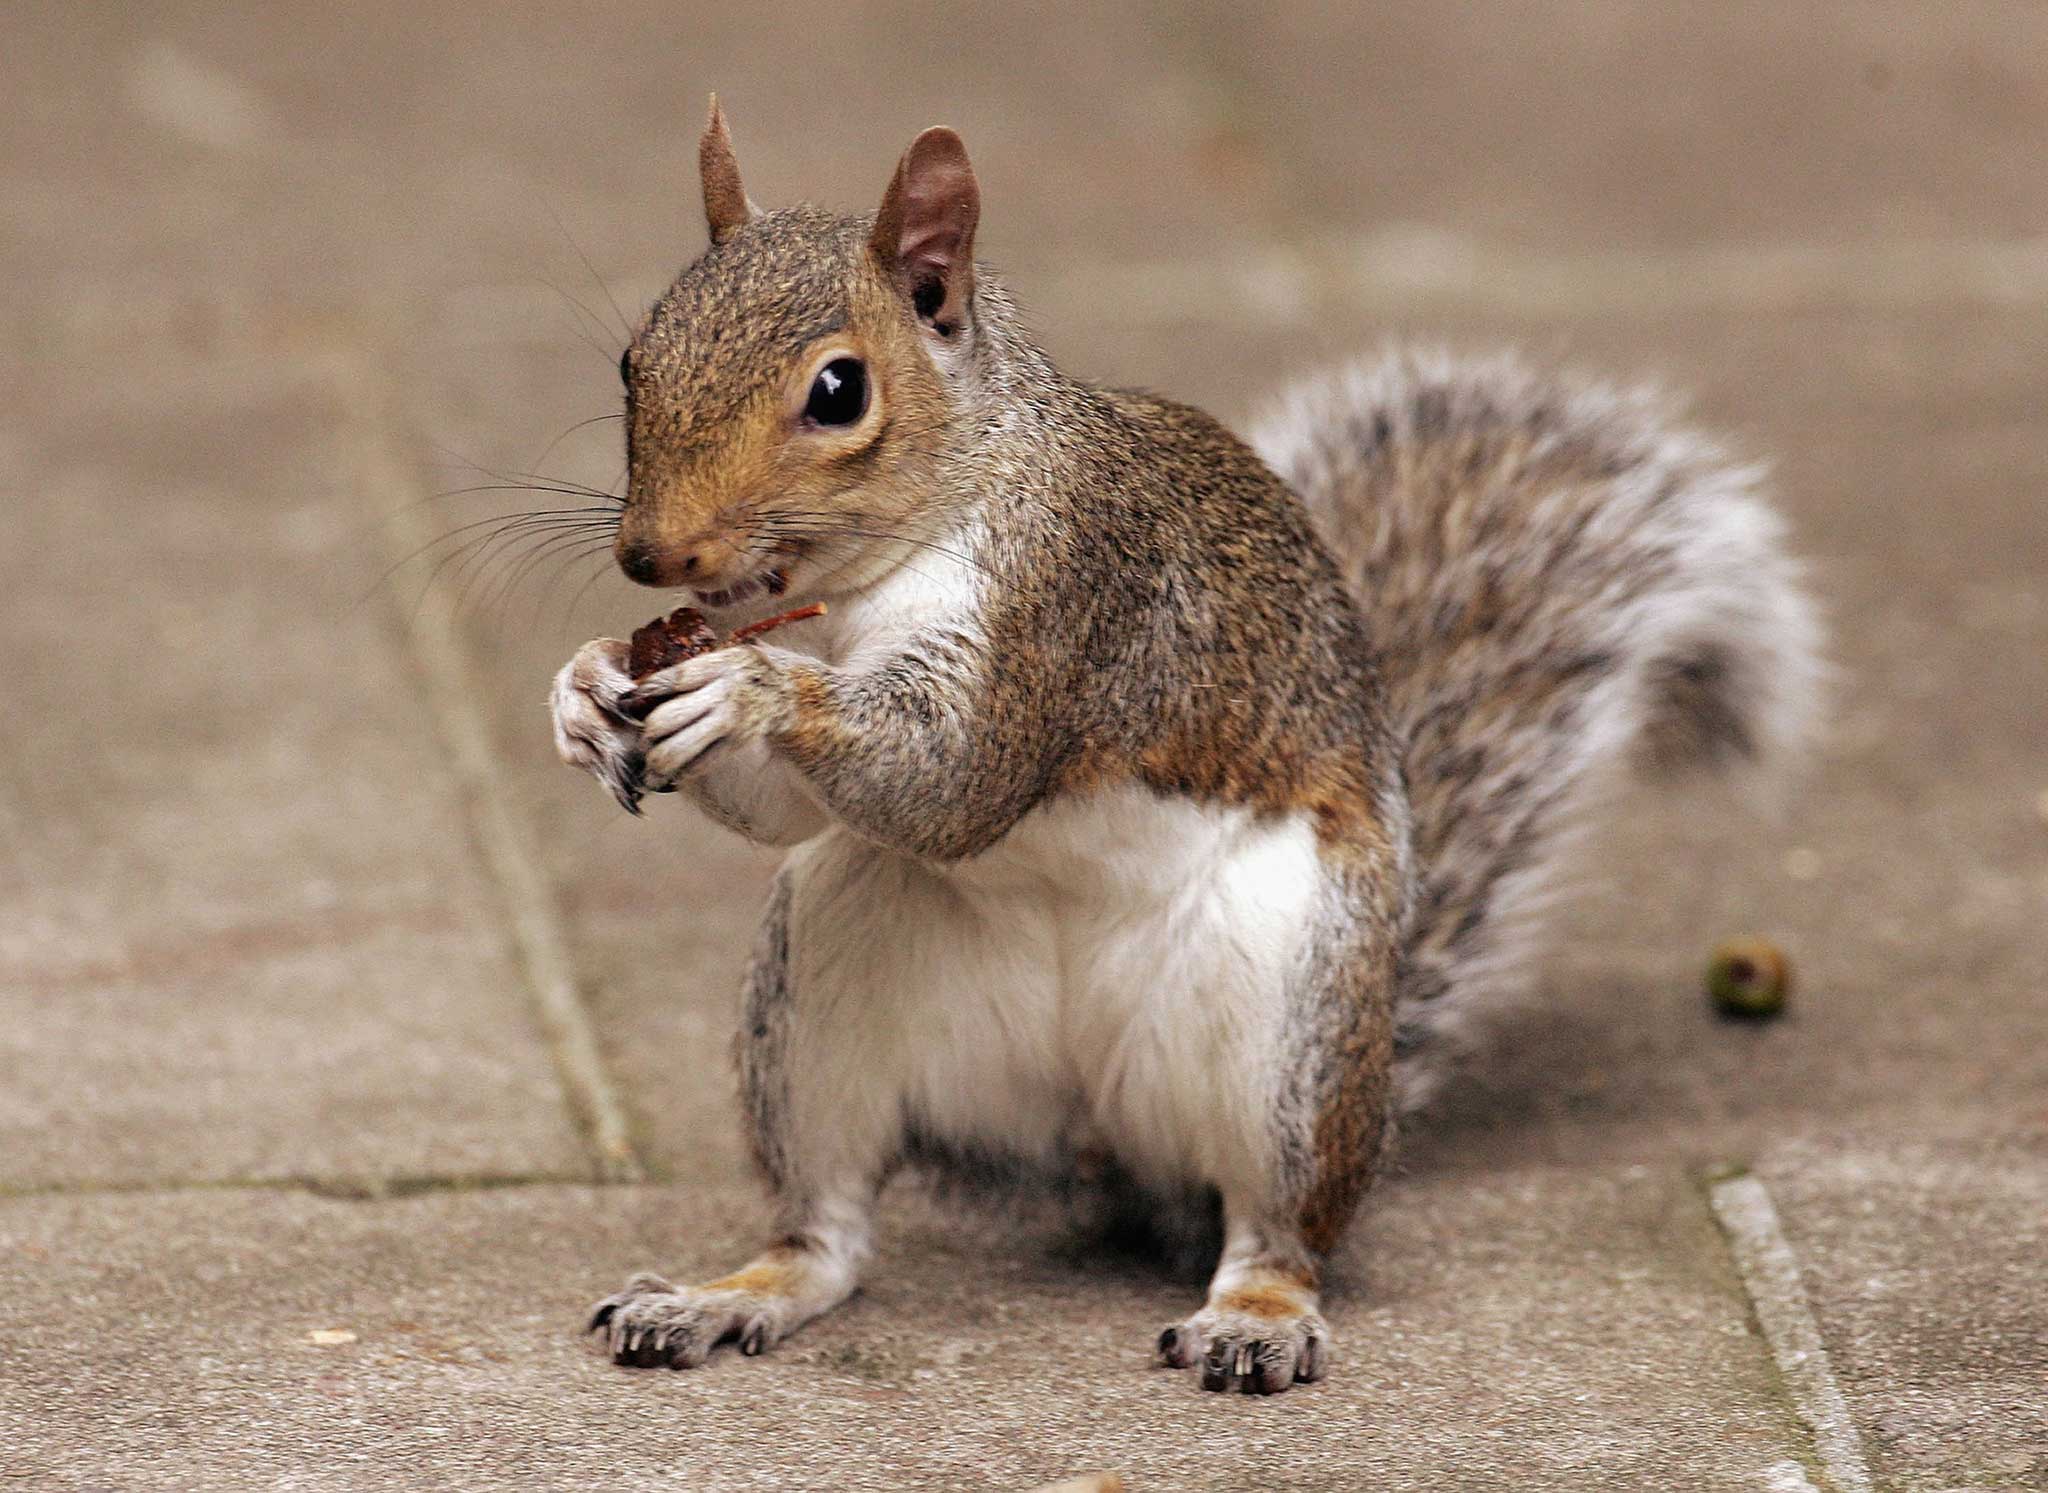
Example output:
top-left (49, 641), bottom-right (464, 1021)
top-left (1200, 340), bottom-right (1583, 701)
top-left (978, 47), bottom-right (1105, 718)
top-left (587, 1270), bottom-right (795, 1370)
top-left (551, 638), bottom-right (646, 813)
top-left (1157, 1302), bottom-right (1329, 1396)
top-left (625, 646), bottom-right (794, 793)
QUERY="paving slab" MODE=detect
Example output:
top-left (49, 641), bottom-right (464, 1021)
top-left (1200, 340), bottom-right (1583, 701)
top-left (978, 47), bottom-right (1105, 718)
top-left (1757, 1139), bottom-right (2048, 1491)
top-left (0, 350), bottom-right (587, 1189)
top-left (0, 1165), bottom-right (1805, 1492)
top-left (9, 1), bottom-right (2047, 337)
top-left (5, 0), bottom-right (2048, 1486)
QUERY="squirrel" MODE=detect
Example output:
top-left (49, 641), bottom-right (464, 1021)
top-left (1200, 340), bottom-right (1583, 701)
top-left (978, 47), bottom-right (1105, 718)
top-left (551, 99), bottom-right (1822, 1395)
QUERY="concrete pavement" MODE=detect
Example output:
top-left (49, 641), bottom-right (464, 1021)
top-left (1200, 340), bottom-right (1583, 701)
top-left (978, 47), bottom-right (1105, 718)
top-left (2, 3), bottom-right (2044, 1488)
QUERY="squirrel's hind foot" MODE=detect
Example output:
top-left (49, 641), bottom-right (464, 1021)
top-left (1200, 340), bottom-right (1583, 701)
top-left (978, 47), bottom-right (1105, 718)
top-left (586, 1268), bottom-right (795, 1370)
top-left (1156, 1298), bottom-right (1330, 1395)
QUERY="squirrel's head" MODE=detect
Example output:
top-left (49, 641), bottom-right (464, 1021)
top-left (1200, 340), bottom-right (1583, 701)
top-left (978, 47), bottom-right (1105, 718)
top-left (613, 97), bottom-right (983, 609)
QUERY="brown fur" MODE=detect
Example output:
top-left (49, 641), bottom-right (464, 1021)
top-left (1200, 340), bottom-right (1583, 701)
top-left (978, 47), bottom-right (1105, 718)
top-left (697, 96), bottom-right (756, 246)
top-left (1212, 1258), bottom-right (1321, 1321)
top-left (703, 1256), bottom-right (802, 1298)
top-left (616, 210), bottom-right (957, 592)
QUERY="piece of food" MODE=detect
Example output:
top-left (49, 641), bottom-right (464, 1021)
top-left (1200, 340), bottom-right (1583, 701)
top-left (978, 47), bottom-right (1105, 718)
top-left (727, 602), bottom-right (827, 645)
top-left (628, 606), bottom-right (721, 679)
top-left (626, 602), bottom-right (829, 681)
top-left (1706, 937), bottom-right (1791, 1019)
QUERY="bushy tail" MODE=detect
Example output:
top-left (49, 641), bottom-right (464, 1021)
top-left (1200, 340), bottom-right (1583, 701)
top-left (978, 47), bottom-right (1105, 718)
top-left (1251, 349), bottom-right (1823, 1110)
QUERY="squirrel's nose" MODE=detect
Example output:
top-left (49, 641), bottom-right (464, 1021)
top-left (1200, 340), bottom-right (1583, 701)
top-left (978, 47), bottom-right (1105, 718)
top-left (615, 533), bottom-right (725, 589)
top-left (616, 539), bottom-right (680, 587)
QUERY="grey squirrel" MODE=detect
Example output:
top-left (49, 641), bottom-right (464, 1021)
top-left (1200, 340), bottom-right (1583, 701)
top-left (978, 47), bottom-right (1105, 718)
top-left (550, 100), bottom-right (1821, 1395)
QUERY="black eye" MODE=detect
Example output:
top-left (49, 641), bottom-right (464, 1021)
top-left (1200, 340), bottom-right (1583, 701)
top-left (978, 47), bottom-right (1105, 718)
top-left (618, 348), bottom-right (633, 387)
top-left (804, 358), bottom-right (868, 426)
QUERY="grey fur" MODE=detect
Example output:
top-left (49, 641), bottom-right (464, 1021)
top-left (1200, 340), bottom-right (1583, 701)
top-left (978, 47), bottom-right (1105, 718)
top-left (737, 870), bottom-right (795, 1190)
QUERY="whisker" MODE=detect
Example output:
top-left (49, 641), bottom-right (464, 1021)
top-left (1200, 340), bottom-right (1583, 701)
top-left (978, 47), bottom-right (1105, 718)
top-left (492, 526), bottom-right (616, 609)
top-left (426, 439), bottom-right (623, 504)
top-left (484, 534), bottom-right (616, 623)
top-left (529, 541), bottom-right (621, 629)
top-left (562, 548), bottom-right (624, 630)
top-left (451, 516), bottom-right (608, 594)
top-left (547, 203), bottom-right (636, 343)
top-left (432, 519), bottom-right (616, 619)
top-left (434, 473), bottom-right (621, 507)
top-left (759, 513), bottom-right (995, 582)
top-left (755, 523), bottom-right (958, 598)
top-left (530, 411), bottom-right (626, 479)
top-left (531, 540), bottom-right (620, 620)
top-left (450, 529), bottom-right (609, 623)
top-left (418, 482), bottom-right (624, 509)
top-left (530, 269), bottom-right (624, 372)
top-left (362, 509), bottom-right (619, 607)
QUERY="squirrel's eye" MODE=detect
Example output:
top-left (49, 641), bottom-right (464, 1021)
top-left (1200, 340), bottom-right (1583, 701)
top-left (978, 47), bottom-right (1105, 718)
top-left (804, 358), bottom-right (868, 426)
top-left (618, 348), bottom-right (633, 388)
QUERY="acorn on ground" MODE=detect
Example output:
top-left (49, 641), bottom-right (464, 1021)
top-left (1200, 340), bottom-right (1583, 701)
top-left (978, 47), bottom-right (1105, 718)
top-left (1707, 937), bottom-right (1791, 1019)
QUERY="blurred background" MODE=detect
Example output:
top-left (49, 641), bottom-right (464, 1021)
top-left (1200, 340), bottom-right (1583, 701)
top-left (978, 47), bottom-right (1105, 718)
top-left (2, 4), bottom-right (2044, 1489)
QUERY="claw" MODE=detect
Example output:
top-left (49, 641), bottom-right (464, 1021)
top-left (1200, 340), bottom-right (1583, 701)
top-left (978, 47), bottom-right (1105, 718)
top-left (1200, 1339), bottom-right (1233, 1392)
top-left (602, 754), bottom-right (646, 815)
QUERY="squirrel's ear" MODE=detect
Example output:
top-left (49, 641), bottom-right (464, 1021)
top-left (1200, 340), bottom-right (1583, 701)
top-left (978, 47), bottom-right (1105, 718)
top-left (699, 94), bottom-right (759, 246)
top-left (870, 127), bottom-right (979, 336)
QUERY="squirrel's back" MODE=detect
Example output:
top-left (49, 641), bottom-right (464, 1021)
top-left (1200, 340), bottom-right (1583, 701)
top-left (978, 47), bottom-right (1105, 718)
top-left (1252, 348), bottom-right (1823, 1108)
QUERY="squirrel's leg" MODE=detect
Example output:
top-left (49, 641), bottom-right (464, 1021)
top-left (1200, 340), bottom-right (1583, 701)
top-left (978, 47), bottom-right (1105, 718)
top-left (1154, 874), bottom-right (1398, 1395)
top-left (587, 854), bottom-right (885, 1370)
top-left (589, 827), bottom-right (1028, 1370)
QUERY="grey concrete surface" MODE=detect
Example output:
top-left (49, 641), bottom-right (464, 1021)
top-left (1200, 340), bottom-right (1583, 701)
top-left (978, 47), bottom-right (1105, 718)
top-left (1759, 1141), bottom-right (2048, 1491)
top-left (2, 1), bottom-right (2044, 1489)
top-left (0, 1169), bottom-right (1803, 1492)
top-left (0, 347), bottom-right (589, 1191)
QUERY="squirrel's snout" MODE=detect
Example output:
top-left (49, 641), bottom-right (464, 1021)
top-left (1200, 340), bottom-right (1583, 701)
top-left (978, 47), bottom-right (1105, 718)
top-left (615, 528), bottom-right (746, 591)
top-left (616, 536), bottom-right (684, 588)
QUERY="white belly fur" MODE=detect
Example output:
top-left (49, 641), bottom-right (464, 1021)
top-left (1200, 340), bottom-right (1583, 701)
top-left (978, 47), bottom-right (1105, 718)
top-left (780, 785), bottom-right (1328, 1196)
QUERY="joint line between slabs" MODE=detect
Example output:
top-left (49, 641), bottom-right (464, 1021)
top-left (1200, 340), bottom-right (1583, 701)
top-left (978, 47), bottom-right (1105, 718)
top-left (326, 347), bottom-right (646, 1186)
top-left (1709, 1174), bottom-right (1873, 1493)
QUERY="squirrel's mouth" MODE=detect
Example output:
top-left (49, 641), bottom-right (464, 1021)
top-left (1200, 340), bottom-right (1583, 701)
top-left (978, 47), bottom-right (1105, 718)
top-left (692, 552), bottom-right (799, 610)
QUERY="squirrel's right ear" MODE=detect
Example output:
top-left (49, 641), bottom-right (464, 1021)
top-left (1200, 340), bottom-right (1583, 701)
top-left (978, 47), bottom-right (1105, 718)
top-left (870, 128), bottom-right (980, 337)
top-left (699, 94), bottom-right (759, 246)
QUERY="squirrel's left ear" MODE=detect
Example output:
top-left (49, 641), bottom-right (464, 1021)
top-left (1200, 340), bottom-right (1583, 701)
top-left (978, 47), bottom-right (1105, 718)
top-left (871, 127), bottom-right (980, 336)
top-left (699, 94), bottom-right (759, 246)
